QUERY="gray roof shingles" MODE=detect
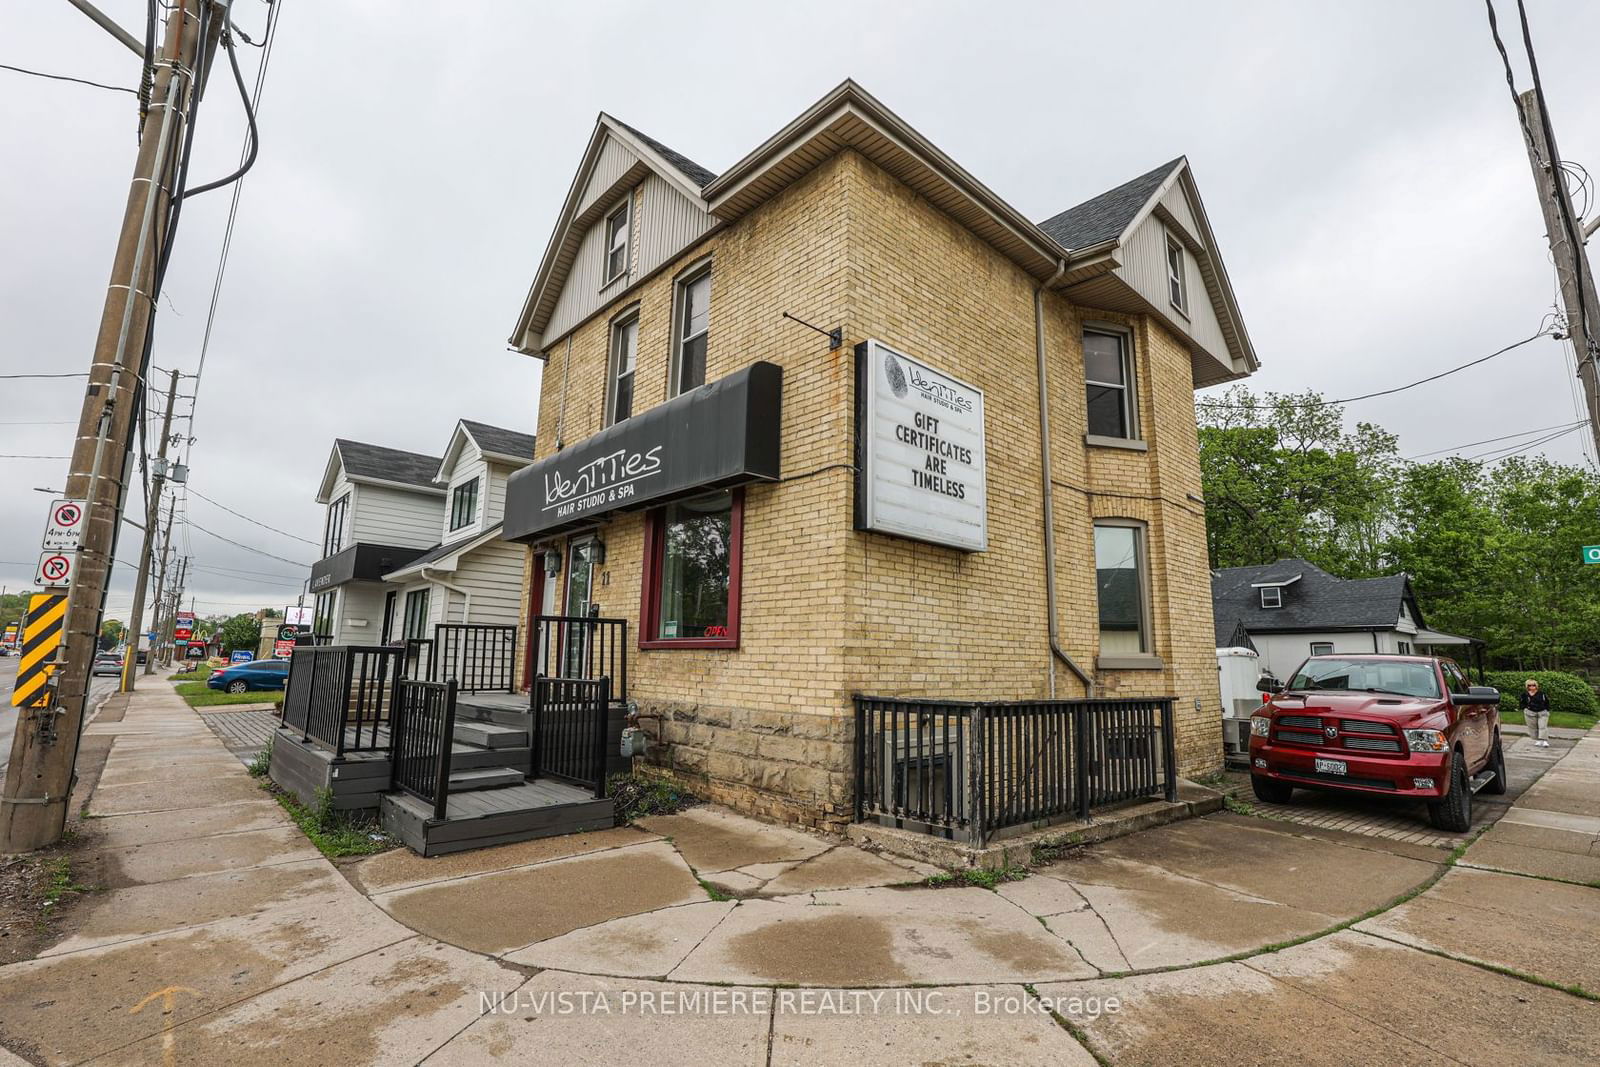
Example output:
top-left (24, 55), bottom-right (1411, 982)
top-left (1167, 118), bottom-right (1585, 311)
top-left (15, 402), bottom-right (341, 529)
top-left (461, 420), bottom-right (536, 462)
top-left (1211, 559), bottom-right (1417, 646)
top-left (612, 118), bottom-right (718, 189)
top-left (1038, 157), bottom-right (1183, 250)
top-left (336, 440), bottom-right (443, 490)
top-left (394, 523), bottom-right (505, 573)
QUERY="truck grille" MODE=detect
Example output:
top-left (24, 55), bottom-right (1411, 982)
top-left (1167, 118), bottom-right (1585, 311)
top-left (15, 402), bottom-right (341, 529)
top-left (1276, 729), bottom-right (1325, 745)
top-left (1343, 736), bottom-right (1403, 753)
top-left (1341, 720), bottom-right (1397, 735)
top-left (1275, 715), bottom-right (1322, 730)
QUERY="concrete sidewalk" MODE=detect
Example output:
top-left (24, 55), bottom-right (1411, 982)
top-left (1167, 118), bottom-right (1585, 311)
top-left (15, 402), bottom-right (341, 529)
top-left (1, 684), bottom-right (1595, 1066)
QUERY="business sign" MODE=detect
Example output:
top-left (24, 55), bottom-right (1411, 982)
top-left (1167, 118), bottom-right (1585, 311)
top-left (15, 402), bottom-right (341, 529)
top-left (1583, 545), bottom-right (1600, 565)
top-left (41, 499), bottom-right (88, 551)
top-left (284, 605), bottom-right (313, 627)
top-left (272, 639), bottom-right (296, 660)
top-left (230, 649), bottom-right (253, 664)
top-left (35, 551), bottom-right (76, 588)
top-left (504, 362), bottom-right (783, 542)
top-left (855, 340), bottom-right (987, 552)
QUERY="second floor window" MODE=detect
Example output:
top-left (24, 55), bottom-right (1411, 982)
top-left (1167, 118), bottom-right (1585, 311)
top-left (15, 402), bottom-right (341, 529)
top-left (449, 478), bottom-right (479, 532)
top-left (604, 200), bottom-right (630, 283)
top-left (1084, 329), bottom-right (1135, 440)
top-left (323, 493), bottom-right (349, 557)
top-left (1166, 236), bottom-right (1188, 314)
top-left (674, 268), bottom-right (710, 394)
top-left (609, 314), bottom-right (638, 424)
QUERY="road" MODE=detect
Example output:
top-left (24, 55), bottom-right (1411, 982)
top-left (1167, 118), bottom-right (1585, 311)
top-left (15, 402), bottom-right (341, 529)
top-left (0, 656), bottom-right (117, 780)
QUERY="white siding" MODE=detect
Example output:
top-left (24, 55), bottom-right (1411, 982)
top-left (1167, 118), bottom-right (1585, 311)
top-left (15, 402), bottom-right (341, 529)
top-left (575, 138), bottom-right (639, 220)
top-left (348, 484), bottom-right (444, 549)
top-left (1113, 207), bottom-right (1231, 369)
top-left (484, 460), bottom-right (513, 526)
top-left (637, 173), bottom-right (715, 280)
top-left (335, 581), bottom-right (390, 644)
top-left (544, 202), bottom-right (627, 344)
top-left (1159, 184), bottom-right (1202, 242)
top-left (450, 541), bottom-right (528, 627)
top-left (1251, 631), bottom-right (1394, 683)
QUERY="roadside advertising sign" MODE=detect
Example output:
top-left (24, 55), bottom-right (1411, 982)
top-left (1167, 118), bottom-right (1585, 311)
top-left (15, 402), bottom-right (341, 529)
top-left (230, 650), bottom-right (253, 664)
top-left (272, 639), bottom-right (296, 660)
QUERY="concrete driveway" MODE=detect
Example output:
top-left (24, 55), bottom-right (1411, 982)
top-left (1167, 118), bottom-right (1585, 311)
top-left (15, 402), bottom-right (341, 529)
top-left (1, 682), bottom-right (1594, 1066)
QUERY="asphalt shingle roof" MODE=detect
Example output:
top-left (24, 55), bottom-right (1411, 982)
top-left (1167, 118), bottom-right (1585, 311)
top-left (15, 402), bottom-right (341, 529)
top-left (1038, 157), bottom-right (1183, 250)
top-left (1211, 559), bottom-right (1417, 646)
top-left (613, 118), bottom-right (718, 189)
top-left (461, 421), bottom-right (536, 462)
top-left (391, 523), bottom-right (504, 574)
top-left (335, 440), bottom-right (442, 490)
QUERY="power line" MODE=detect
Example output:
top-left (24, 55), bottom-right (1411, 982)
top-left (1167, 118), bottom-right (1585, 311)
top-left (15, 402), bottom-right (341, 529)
top-left (1467, 422), bottom-right (1585, 463)
top-left (0, 372), bottom-right (90, 380)
top-left (1197, 331), bottom-right (1552, 412)
top-left (0, 62), bottom-right (136, 96)
top-left (1402, 419), bottom-right (1586, 461)
top-left (0, 454), bottom-right (70, 460)
top-left (181, 517), bottom-right (309, 568)
top-left (187, 486), bottom-right (318, 546)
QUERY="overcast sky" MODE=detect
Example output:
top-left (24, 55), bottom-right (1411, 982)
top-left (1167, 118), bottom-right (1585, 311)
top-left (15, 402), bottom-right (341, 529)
top-left (4, 0), bottom-right (1598, 625)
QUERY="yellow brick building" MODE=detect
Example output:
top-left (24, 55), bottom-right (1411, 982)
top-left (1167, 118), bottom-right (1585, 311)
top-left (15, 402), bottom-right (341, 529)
top-left (503, 82), bottom-right (1258, 832)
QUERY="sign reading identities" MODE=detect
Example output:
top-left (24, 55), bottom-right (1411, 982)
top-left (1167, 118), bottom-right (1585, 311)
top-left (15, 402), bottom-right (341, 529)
top-left (856, 340), bottom-right (987, 552)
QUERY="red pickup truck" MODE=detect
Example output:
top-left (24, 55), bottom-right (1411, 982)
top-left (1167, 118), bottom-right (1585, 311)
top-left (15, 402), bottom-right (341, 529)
top-left (1248, 654), bottom-right (1504, 832)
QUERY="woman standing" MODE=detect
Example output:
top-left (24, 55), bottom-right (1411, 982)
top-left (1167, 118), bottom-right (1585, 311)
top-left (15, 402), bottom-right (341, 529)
top-left (1519, 680), bottom-right (1552, 748)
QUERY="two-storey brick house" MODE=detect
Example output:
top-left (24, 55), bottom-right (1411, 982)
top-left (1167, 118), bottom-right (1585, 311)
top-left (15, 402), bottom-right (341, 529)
top-left (502, 80), bottom-right (1258, 832)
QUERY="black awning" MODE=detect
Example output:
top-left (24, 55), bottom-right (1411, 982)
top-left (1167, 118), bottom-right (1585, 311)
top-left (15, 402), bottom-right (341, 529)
top-left (308, 542), bottom-right (428, 592)
top-left (504, 361), bottom-right (782, 543)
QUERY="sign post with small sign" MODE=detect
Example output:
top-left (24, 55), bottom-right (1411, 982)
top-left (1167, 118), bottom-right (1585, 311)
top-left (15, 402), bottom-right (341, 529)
top-left (34, 552), bottom-right (75, 588)
top-left (41, 499), bottom-right (87, 551)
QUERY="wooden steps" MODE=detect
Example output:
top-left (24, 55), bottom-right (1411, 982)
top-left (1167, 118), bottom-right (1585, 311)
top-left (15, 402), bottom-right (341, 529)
top-left (448, 766), bottom-right (525, 791)
top-left (379, 779), bottom-right (615, 857)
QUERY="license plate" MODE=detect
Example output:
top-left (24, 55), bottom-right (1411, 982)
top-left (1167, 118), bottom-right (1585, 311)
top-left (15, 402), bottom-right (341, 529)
top-left (1314, 758), bottom-right (1347, 776)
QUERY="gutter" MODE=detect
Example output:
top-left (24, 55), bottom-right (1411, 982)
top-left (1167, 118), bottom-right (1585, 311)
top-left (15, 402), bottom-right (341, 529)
top-left (1035, 258), bottom-right (1095, 698)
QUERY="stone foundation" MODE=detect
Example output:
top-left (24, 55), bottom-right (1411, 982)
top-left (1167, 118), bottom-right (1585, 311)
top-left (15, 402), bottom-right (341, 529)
top-left (637, 699), bottom-right (853, 833)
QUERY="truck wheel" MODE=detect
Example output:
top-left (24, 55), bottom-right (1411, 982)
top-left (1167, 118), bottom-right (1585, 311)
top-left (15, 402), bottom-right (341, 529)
top-left (1251, 775), bottom-right (1294, 804)
top-left (1482, 734), bottom-right (1508, 796)
top-left (1427, 750), bottom-right (1472, 832)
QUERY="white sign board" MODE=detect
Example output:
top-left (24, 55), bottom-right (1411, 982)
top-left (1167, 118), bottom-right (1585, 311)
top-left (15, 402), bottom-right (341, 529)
top-left (42, 499), bottom-right (88, 551)
top-left (35, 551), bottom-right (76, 588)
top-left (283, 605), bottom-right (314, 627)
top-left (857, 340), bottom-right (987, 551)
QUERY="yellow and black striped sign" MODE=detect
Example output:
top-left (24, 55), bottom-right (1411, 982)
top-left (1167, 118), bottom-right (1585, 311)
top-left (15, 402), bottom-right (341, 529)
top-left (12, 593), bottom-right (67, 708)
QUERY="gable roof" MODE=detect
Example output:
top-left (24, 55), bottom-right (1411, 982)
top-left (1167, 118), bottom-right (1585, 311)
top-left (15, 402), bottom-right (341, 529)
top-left (1210, 559), bottom-right (1423, 645)
top-left (337, 440), bottom-right (442, 489)
top-left (381, 523), bottom-right (505, 582)
top-left (510, 79), bottom-right (1258, 381)
top-left (460, 421), bottom-right (537, 463)
top-left (1038, 158), bottom-right (1183, 251)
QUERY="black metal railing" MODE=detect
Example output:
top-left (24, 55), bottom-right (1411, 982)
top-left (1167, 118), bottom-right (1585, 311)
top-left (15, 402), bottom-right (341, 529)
top-left (281, 645), bottom-right (404, 756)
top-left (532, 675), bottom-right (611, 797)
top-left (430, 623), bottom-right (519, 694)
top-left (528, 614), bottom-right (627, 701)
top-left (854, 695), bottom-right (1177, 847)
top-left (402, 637), bottom-right (432, 680)
top-left (390, 678), bottom-right (458, 820)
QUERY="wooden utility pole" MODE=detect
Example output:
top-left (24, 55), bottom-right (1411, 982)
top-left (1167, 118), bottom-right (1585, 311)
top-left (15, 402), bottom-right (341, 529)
top-left (1517, 88), bottom-right (1600, 460)
top-left (0, 0), bottom-right (211, 852)
top-left (144, 495), bottom-right (177, 676)
top-left (120, 369), bottom-right (181, 692)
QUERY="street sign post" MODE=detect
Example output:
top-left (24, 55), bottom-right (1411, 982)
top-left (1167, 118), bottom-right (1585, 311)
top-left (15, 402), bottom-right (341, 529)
top-left (34, 552), bottom-right (76, 588)
top-left (41, 499), bottom-right (88, 552)
top-left (1583, 545), bottom-right (1600, 565)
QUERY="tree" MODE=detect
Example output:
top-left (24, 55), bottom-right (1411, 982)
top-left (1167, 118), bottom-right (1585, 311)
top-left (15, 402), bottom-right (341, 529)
top-left (0, 590), bottom-right (39, 638)
top-left (218, 613), bottom-right (262, 655)
top-left (99, 619), bottom-right (126, 651)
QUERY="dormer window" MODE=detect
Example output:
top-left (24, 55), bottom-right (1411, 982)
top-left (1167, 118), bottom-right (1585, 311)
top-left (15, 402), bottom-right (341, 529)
top-left (1260, 586), bottom-right (1282, 609)
top-left (603, 200), bottom-right (630, 284)
top-left (450, 478), bottom-right (479, 532)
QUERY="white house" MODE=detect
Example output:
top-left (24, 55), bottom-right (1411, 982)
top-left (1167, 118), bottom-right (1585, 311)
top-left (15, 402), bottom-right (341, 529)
top-left (310, 440), bottom-right (447, 643)
top-left (379, 420), bottom-right (536, 638)
top-left (1211, 559), bottom-right (1478, 683)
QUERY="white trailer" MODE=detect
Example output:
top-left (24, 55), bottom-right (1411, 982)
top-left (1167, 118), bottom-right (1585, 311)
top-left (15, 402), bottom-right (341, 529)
top-left (1217, 646), bottom-right (1266, 764)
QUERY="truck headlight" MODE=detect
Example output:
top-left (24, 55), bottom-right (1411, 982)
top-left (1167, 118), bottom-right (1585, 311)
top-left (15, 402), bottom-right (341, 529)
top-left (1403, 729), bottom-right (1447, 753)
top-left (1250, 716), bottom-right (1271, 737)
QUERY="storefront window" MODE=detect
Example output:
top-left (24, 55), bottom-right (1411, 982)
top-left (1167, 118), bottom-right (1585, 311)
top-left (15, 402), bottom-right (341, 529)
top-left (642, 490), bottom-right (742, 648)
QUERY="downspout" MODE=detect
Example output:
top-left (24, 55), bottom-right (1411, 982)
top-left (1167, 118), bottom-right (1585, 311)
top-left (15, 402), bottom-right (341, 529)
top-left (1035, 259), bottom-right (1096, 698)
top-left (421, 565), bottom-right (471, 624)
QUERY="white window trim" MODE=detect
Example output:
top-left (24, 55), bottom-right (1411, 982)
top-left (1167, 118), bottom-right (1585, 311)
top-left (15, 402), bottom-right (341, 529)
top-left (1260, 586), bottom-right (1283, 609)
top-left (1166, 233), bottom-right (1189, 318)
top-left (1083, 322), bottom-right (1140, 444)
top-left (667, 257), bottom-right (713, 398)
top-left (448, 477), bottom-right (480, 533)
top-left (604, 306), bottom-right (640, 428)
top-left (602, 198), bottom-right (631, 287)
top-left (1309, 641), bottom-right (1334, 656)
top-left (1093, 518), bottom-right (1163, 670)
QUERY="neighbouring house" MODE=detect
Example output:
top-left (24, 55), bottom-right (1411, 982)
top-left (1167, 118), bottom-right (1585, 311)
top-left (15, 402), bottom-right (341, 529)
top-left (497, 78), bottom-right (1260, 840)
top-left (1211, 559), bottom-right (1482, 684)
top-left (309, 440), bottom-right (446, 644)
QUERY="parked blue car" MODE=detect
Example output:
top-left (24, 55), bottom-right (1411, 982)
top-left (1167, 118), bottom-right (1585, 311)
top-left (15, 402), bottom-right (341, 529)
top-left (206, 659), bottom-right (290, 694)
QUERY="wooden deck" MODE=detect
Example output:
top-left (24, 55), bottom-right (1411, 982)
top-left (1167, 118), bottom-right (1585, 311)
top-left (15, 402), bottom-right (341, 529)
top-left (380, 779), bottom-right (614, 856)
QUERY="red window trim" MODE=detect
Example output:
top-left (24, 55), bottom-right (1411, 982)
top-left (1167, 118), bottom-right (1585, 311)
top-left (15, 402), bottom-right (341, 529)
top-left (639, 488), bottom-right (743, 650)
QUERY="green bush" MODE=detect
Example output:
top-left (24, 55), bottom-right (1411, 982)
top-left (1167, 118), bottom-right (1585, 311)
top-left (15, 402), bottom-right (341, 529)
top-left (1484, 670), bottom-right (1600, 722)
